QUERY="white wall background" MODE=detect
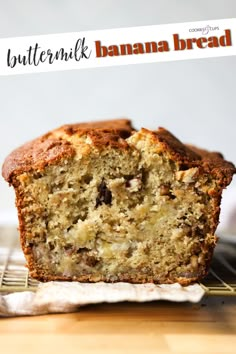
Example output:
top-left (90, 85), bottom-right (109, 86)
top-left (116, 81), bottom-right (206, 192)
top-left (0, 0), bottom-right (235, 226)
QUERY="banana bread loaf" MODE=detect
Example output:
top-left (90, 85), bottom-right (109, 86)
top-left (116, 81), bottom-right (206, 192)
top-left (2, 119), bottom-right (235, 284)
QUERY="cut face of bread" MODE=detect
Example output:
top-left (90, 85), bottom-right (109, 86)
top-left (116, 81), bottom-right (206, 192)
top-left (2, 119), bottom-right (235, 284)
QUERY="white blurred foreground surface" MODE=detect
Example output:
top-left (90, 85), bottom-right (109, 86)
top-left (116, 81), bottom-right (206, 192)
top-left (0, 281), bottom-right (204, 317)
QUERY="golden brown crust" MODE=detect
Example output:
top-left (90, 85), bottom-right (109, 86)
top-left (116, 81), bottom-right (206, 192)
top-left (59, 118), bottom-right (133, 135)
top-left (2, 138), bottom-right (76, 185)
top-left (84, 129), bottom-right (131, 149)
top-left (150, 127), bottom-right (202, 162)
top-left (145, 127), bottom-right (236, 188)
top-left (2, 119), bottom-right (134, 184)
top-left (186, 144), bottom-right (236, 187)
top-left (2, 120), bottom-right (235, 186)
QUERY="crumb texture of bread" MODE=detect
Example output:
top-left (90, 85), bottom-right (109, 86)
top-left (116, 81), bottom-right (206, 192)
top-left (2, 119), bottom-right (236, 285)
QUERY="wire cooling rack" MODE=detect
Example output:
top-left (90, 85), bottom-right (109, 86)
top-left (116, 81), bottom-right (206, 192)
top-left (200, 240), bottom-right (236, 295)
top-left (0, 227), bottom-right (39, 292)
top-left (0, 227), bottom-right (236, 295)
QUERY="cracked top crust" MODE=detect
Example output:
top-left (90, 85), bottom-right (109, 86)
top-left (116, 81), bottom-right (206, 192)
top-left (2, 119), bottom-right (235, 187)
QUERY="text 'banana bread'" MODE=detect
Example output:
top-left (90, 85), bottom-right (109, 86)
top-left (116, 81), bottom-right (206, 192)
top-left (2, 119), bottom-right (235, 285)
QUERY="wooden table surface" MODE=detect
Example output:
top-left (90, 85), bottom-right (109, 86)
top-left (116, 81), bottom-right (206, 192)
top-left (1, 296), bottom-right (236, 354)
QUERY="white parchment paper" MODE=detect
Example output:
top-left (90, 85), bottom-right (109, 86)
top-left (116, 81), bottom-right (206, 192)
top-left (0, 281), bottom-right (204, 317)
